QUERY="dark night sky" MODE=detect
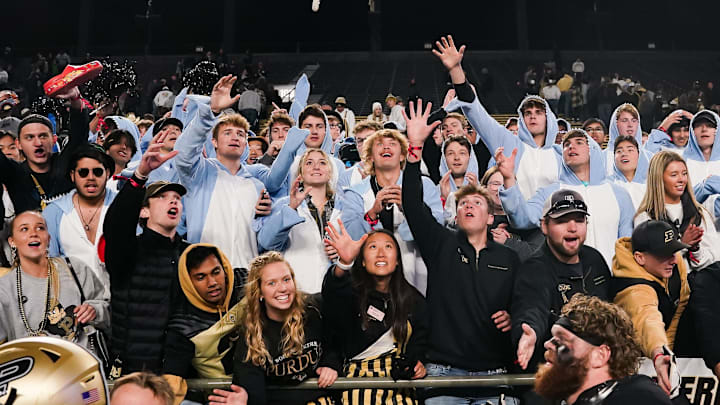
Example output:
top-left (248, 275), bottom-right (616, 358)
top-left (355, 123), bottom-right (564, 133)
top-left (2, 0), bottom-right (718, 55)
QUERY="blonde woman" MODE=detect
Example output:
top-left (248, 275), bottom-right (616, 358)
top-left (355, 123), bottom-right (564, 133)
top-left (635, 151), bottom-right (720, 271)
top-left (209, 251), bottom-right (339, 405)
top-left (369, 102), bottom-right (388, 123)
top-left (257, 148), bottom-right (342, 294)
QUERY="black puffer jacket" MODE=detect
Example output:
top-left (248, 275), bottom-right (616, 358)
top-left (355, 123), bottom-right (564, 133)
top-left (104, 173), bottom-right (189, 374)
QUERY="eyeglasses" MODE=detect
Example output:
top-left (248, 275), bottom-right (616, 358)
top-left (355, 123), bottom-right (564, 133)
top-left (329, 123), bottom-right (341, 129)
top-left (547, 199), bottom-right (588, 215)
top-left (75, 167), bottom-right (105, 178)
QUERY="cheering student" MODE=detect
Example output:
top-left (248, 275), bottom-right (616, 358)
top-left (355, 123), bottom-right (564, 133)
top-left (209, 251), bottom-right (340, 405)
top-left (0, 210), bottom-right (108, 347)
top-left (258, 148), bottom-right (342, 294)
top-left (402, 100), bottom-right (520, 404)
top-left (434, 35), bottom-right (562, 200)
top-left (323, 224), bottom-right (428, 405)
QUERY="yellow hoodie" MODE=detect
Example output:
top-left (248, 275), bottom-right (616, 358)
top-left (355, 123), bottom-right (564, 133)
top-left (166, 243), bottom-right (242, 405)
top-left (612, 237), bottom-right (690, 357)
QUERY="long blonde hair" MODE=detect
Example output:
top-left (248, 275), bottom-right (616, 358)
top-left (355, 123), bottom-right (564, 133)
top-left (241, 251), bottom-right (306, 369)
top-left (636, 151), bottom-right (705, 224)
top-left (296, 148), bottom-right (334, 199)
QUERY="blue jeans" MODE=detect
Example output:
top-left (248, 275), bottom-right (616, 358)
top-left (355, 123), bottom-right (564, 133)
top-left (423, 363), bottom-right (519, 405)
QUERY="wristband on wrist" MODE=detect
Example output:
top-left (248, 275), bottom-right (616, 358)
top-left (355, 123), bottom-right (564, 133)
top-left (364, 212), bottom-right (379, 226)
top-left (408, 145), bottom-right (423, 159)
top-left (336, 260), bottom-right (354, 271)
top-left (653, 352), bottom-right (664, 363)
top-left (658, 126), bottom-right (666, 133)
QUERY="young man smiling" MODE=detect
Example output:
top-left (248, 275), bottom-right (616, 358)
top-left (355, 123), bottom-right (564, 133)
top-left (497, 129), bottom-right (634, 266)
top-left (611, 220), bottom-right (691, 395)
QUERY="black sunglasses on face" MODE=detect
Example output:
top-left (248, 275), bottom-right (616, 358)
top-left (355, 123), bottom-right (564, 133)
top-left (75, 167), bottom-right (105, 178)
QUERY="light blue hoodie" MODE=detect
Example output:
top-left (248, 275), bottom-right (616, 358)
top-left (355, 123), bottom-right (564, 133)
top-left (499, 131), bottom-right (634, 266)
top-left (340, 172), bottom-right (443, 295)
top-left (89, 116), bottom-right (142, 163)
top-left (683, 110), bottom-right (720, 189)
top-left (173, 103), bottom-right (284, 269)
top-left (455, 94), bottom-right (563, 199)
top-left (604, 104), bottom-right (647, 176)
top-left (267, 75), bottom-right (346, 198)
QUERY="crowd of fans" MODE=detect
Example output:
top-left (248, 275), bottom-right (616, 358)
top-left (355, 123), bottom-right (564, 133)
top-left (4, 35), bottom-right (720, 405)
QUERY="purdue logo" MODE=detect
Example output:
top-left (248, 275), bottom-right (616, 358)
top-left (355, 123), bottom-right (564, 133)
top-left (665, 230), bottom-right (674, 243)
top-left (0, 356), bottom-right (34, 397)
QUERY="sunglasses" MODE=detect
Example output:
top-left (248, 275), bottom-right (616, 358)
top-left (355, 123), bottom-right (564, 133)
top-left (75, 167), bottom-right (105, 178)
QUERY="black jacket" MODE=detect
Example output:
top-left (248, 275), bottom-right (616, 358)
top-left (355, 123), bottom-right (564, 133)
top-left (511, 243), bottom-right (612, 368)
top-left (321, 265), bottom-right (428, 365)
top-left (403, 161), bottom-right (519, 371)
top-left (163, 268), bottom-right (246, 379)
top-left (0, 108), bottom-right (88, 212)
top-left (104, 173), bottom-right (189, 374)
top-left (574, 375), bottom-right (672, 405)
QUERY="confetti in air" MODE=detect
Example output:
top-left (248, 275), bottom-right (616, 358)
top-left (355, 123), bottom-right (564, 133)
top-left (81, 59), bottom-right (138, 104)
top-left (183, 60), bottom-right (219, 96)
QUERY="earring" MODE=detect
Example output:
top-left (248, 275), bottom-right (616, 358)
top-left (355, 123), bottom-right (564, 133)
top-left (259, 297), bottom-right (264, 302)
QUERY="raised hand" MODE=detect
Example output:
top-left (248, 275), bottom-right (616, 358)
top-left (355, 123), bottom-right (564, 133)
top-left (324, 219), bottom-right (368, 266)
top-left (271, 102), bottom-right (288, 117)
top-left (465, 172), bottom-right (478, 186)
top-left (443, 88), bottom-right (456, 108)
top-left (53, 86), bottom-right (82, 109)
top-left (211, 75), bottom-right (241, 114)
top-left (516, 323), bottom-right (537, 370)
top-left (288, 176), bottom-right (311, 210)
top-left (432, 35), bottom-right (467, 85)
top-left (136, 131), bottom-right (179, 177)
top-left (401, 99), bottom-right (441, 154)
top-left (494, 146), bottom-right (518, 188)
top-left (439, 172), bottom-right (452, 200)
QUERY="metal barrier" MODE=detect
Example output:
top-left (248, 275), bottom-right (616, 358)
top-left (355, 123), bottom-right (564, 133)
top-left (107, 375), bottom-right (536, 390)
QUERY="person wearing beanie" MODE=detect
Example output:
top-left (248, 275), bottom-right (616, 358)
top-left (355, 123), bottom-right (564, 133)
top-left (0, 86), bottom-right (89, 212)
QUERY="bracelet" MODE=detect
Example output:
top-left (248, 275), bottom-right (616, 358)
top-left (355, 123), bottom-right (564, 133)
top-left (133, 169), bottom-right (149, 181)
top-left (364, 212), bottom-right (379, 226)
top-left (336, 260), bottom-right (354, 271)
top-left (653, 352), bottom-right (665, 363)
top-left (658, 126), bottom-right (666, 133)
top-left (408, 145), bottom-right (423, 159)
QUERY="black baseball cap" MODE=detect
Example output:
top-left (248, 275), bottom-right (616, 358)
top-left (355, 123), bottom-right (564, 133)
top-left (632, 220), bottom-right (690, 257)
top-left (542, 189), bottom-right (589, 219)
top-left (153, 117), bottom-right (184, 135)
top-left (692, 111), bottom-right (717, 129)
top-left (142, 181), bottom-right (187, 206)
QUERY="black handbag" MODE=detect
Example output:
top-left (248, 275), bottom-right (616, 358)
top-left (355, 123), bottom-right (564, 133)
top-left (64, 258), bottom-right (111, 372)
